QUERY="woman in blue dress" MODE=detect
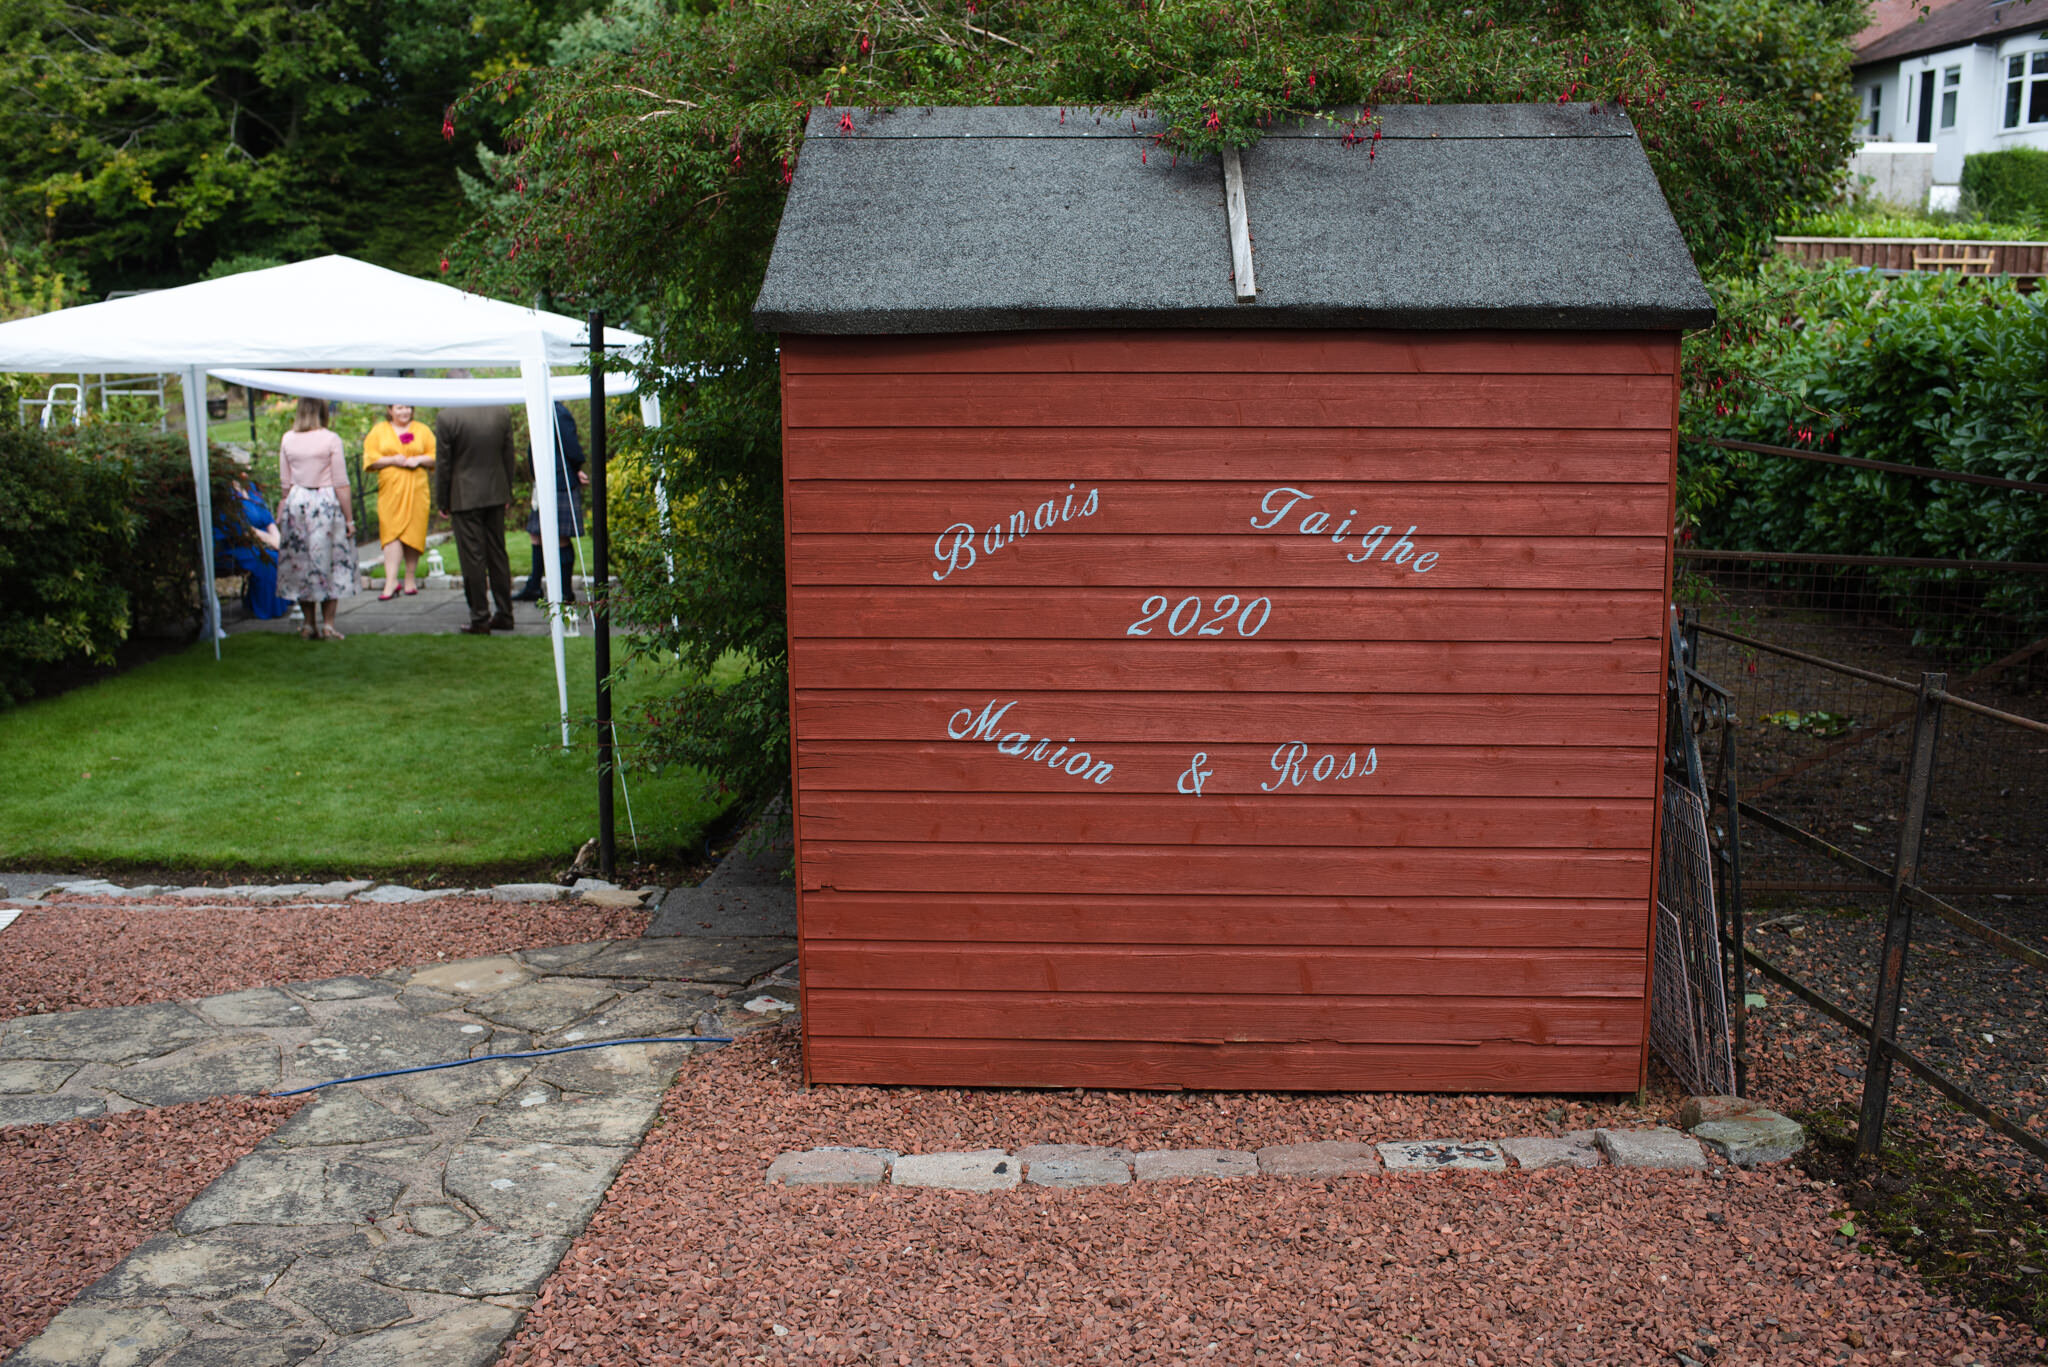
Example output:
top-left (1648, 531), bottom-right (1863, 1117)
top-left (215, 473), bottom-right (293, 619)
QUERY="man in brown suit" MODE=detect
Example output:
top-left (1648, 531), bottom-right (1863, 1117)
top-left (433, 403), bottom-right (519, 633)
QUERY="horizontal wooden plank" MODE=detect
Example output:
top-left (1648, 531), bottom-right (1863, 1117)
top-left (789, 587), bottom-right (1664, 643)
top-left (786, 481), bottom-right (1671, 537)
top-left (784, 427), bottom-right (1674, 483)
top-left (784, 373), bottom-right (1675, 430)
top-left (789, 534), bottom-right (1669, 589)
top-left (806, 990), bottom-right (1643, 1046)
top-left (802, 842), bottom-right (1652, 898)
top-left (789, 640), bottom-right (1660, 693)
top-left (793, 691), bottom-right (1662, 748)
top-left (796, 742), bottom-right (1656, 798)
top-left (797, 793), bottom-right (1653, 849)
top-left (802, 943), bottom-right (1644, 997)
top-left (781, 329), bottom-right (1678, 376)
top-left (803, 1038), bottom-right (1643, 1091)
top-left (797, 892), bottom-right (1651, 949)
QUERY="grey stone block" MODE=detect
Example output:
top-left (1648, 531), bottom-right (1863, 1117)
top-left (390, 1059), bottom-right (533, 1115)
top-left (85, 1232), bottom-right (296, 1300)
top-left (647, 886), bottom-right (796, 939)
top-left (530, 1042), bottom-right (689, 1095)
top-left (195, 989), bottom-right (307, 1029)
top-left (1256, 1141), bottom-right (1382, 1178)
top-left (354, 885), bottom-right (445, 904)
top-left (403, 956), bottom-right (533, 998)
top-left (113, 1041), bottom-right (279, 1107)
top-left (406, 1204), bottom-right (472, 1237)
top-left (305, 880), bottom-right (374, 900)
top-left (369, 1230), bottom-right (571, 1296)
top-left (208, 1302), bottom-right (304, 1332)
top-left (1595, 1127), bottom-right (1709, 1170)
top-left (443, 1137), bottom-right (631, 1235)
top-left (474, 980), bottom-right (618, 1034)
top-left (1134, 1148), bottom-right (1258, 1181)
top-left (548, 989), bottom-right (715, 1045)
top-left (490, 883), bottom-right (571, 903)
top-left (514, 941), bottom-right (612, 972)
top-left (0, 1001), bottom-right (214, 1063)
top-left (268, 1089), bottom-right (428, 1148)
top-left (294, 1276), bottom-right (412, 1334)
top-left (473, 1089), bottom-right (664, 1146)
top-left (569, 936), bottom-right (796, 985)
top-left (321, 1305), bottom-right (520, 1367)
top-left (160, 1332), bottom-right (326, 1366)
top-left (287, 977), bottom-right (393, 1002)
top-left (1377, 1141), bottom-right (1508, 1173)
top-left (1499, 1132), bottom-right (1603, 1171)
top-left (12, 1305), bottom-right (188, 1365)
top-left (1022, 1147), bottom-right (1131, 1187)
top-left (177, 1153), bottom-right (404, 1233)
top-left (1684, 1097), bottom-right (1806, 1165)
top-left (892, 1150), bottom-right (1020, 1191)
top-left (0, 1094), bottom-right (106, 1126)
top-left (581, 888), bottom-right (648, 909)
top-left (286, 1008), bottom-right (483, 1083)
top-left (765, 1149), bottom-right (893, 1186)
top-left (0, 1060), bottom-right (77, 1093)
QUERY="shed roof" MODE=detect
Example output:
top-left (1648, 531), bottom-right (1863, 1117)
top-left (753, 103), bottom-right (1713, 334)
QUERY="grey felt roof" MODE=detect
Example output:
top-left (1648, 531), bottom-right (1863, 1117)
top-left (753, 104), bottom-right (1714, 334)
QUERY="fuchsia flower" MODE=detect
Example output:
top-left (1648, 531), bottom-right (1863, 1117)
top-left (399, 431), bottom-right (414, 444)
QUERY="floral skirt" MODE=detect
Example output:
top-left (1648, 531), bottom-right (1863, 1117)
top-left (276, 486), bottom-right (359, 603)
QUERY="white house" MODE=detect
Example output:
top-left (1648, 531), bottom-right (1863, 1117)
top-left (1853, 0), bottom-right (2048, 207)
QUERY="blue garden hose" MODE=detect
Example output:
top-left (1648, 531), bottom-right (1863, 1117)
top-left (268, 1035), bottom-right (735, 1098)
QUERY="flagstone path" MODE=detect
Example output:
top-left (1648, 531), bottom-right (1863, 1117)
top-left (4, 935), bottom-right (797, 1366)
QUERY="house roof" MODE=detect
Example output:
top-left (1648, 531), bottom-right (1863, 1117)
top-left (753, 104), bottom-right (1714, 335)
top-left (1855, 0), bottom-right (2048, 67)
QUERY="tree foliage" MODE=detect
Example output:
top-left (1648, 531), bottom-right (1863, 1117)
top-left (0, 0), bottom-right (606, 292)
top-left (450, 0), bottom-right (1864, 797)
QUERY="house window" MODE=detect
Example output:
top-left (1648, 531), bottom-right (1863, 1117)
top-left (2007, 51), bottom-right (2048, 128)
top-left (1868, 83), bottom-right (1883, 137)
top-left (1941, 67), bottom-right (1960, 128)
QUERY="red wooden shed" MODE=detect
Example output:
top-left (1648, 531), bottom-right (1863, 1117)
top-left (753, 103), bottom-right (1714, 1093)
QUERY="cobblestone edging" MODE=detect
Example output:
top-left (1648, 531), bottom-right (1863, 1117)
top-left (766, 1105), bottom-right (1806, 1190)
top-left (0, 878), bottom-right (660, 911)
top-left (4, 938), bottom-right (797, 1367)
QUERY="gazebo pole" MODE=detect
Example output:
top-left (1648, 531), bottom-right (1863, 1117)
top-left (590, 311), bottom-right (615, 880)
top-left (180, 366), bottom-right (222, 660)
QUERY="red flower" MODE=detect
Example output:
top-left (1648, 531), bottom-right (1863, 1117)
top-left (441, 108), bottom-right (455, 141)
top-left (439, 257), bottom-right (449, 274)
top-left (399, 431), bottom-right (414, 444)
top-left (839, 112), bottom-right (854, 133)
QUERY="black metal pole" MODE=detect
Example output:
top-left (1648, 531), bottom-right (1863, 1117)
top-left (1855, 671), bottom-right (1946, 1159)
top-left (589, 311), bottom-right (615, 881)
top-left (1720, 712), bottom-right (1749, 1099)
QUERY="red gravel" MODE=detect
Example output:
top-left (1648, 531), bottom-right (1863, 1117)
top-left (0, 896), bottom-right (649, 1018)
top-left (504, 1028), bottom-right (2031, 1367)
top-left (0, 1094), bottom-right (302, 1356)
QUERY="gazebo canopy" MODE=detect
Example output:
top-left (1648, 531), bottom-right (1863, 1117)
top-left (0, 255), bottom-right (633, 372)
top-left (0, 256), bottom-right (647, 743)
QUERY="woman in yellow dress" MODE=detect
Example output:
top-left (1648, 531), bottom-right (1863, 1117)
top-left (363, 402), bottom-right (436, 598)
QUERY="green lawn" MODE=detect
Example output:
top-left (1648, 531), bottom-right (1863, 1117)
top-left (0, 633), bottom-right (728, 875)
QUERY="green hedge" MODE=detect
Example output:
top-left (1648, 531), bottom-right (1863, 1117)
top-left (0, 425), bottom-right (242, 704)
top-left (1682, 261), bottom-right (2048, 652)
top-left (1961, 148), bottom-right (2048, 229)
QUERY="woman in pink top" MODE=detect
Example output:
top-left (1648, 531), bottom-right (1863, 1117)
top-left (275, 397), bottom-right (359, 639)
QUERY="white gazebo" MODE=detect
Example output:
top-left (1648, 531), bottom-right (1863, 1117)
top-left (0, 255), bottom-right (652, 743)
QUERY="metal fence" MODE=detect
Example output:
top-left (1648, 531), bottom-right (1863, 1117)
top-left (1672, 434), bottom-right (2048, 1161)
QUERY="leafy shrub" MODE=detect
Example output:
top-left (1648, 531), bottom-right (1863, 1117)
top-left (1961, 149), bottom-right (2048, 231)
top-left (1785, 206), bottom-right (2044, 241)
top-left (0, 427), bottom-right (138, 703)
top-left (1682, 261), bottom-right (2048, 651)
top-left (0, 425), bottom-right (245, 703)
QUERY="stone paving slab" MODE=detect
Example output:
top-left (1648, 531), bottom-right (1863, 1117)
top-left (1682, 1095), bottom-right (1807, 1165)
top-left (766, 1149), bottom-right (894, 1186)
top-left (1256, 1141), bottom-right (1381, 1178)
top-left (892, 1150), bottom-right (1021, 1191)
top-left (1376, 1141), bottom-right (1509, 1173)
top-left (1022, 1147), bottom-right (1133, 1187)
top-left (1134, 1148), bottom-right (1259, 1181)
top-left (1596, 1127), bottom-right (1709, 1170)
top-left (1499, 1132), bottom-right (1603, 1171)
